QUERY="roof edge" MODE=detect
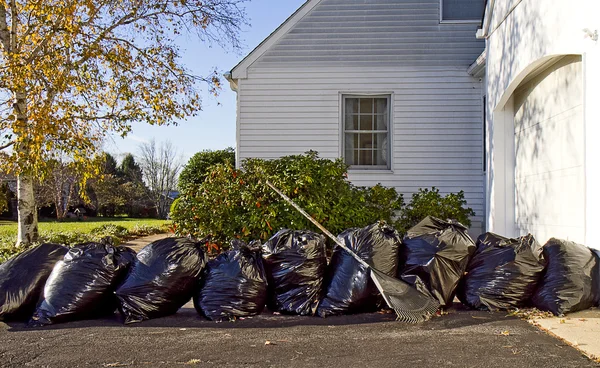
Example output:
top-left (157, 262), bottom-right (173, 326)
top-left (467, 51), bottom-right (486, 78)
top-left (230, 0), bottom-right (322, 79)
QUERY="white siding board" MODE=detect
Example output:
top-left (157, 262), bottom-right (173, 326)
top-left (251, 0), bottom-right (483, 68)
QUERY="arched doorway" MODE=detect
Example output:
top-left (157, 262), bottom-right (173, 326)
top-left (493, 55), bottom-right (585, 244)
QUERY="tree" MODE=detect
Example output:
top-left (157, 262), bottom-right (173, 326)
top-left (178, 147), bottom-right (235, 191)
top-left (119, 153), bottom-right (143, 183)
top-left (138, 139), bottom-right (181, 219)
top-left (0, 0), bottom-right (248, 246)
top-left (0, 182), bottom-right (9, 214)
top-left (35, 157), bottom-right (80, 220)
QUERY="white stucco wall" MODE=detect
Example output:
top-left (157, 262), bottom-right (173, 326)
top-left (483, 0), bottom-right (600, 248)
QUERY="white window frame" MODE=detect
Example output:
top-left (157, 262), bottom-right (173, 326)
top-left (340, 93), bottom-right (393, 171)
top-left (439, 0), bottom-right (484, 24)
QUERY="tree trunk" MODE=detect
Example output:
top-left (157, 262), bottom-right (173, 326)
top-left (16, 173), bottom-right (39, 247)
top-left (14, 89), bottom-right (39, 247)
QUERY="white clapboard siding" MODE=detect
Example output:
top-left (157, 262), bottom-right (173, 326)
top-left (256, 0), bottom-right (484, 68)
top-left (235, 0), bottom-right (485, 232)
top-left (238, 66), bottom-right (485, 230)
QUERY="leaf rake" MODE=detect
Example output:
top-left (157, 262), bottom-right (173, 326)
top-left (265, 180), bottom-right (440, 323)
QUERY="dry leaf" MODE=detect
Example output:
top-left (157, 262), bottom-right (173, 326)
top-left (500, 330), bottom-right (510, 336)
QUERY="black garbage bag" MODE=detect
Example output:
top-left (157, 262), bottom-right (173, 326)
top-left (30, 243), bottom-right (135, 326)
top-left (457, 233), bottom-right (546, 310)
top-left (399, 216), bottom-right (475, 307)
top-left (317, 222), bottom-right (401, 317)
top-left (0, 243), bottom-right (68, 321)
top-left (261, 229), bottom-right (327, 316)
top-left (194, 241), bottom-right (267, 321)
top-left (116, 237), bottom-right (207, 324)
top-left (532, 238), bottom-right (600, 315)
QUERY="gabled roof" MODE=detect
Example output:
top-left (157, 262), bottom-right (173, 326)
top-left (229, 0), bottom-right (322, 79)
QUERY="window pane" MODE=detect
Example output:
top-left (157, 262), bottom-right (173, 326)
top-left (345, 98), bottom-right (358, 114)
top-left (376, 149), bottom-right (387, 166)
top-left (344, 133), bottom-right (358, 165)
top-left (345, 114), bottom-right (358, 130)
top-left (359, 149), bottom-right (373, 165)
top-left (377, 133), bottom-right (388, 165)
top-left (359, 133), bottom-right (373, 149)
top-left (375, 114), bottom-right (388, 130)
top-left (359, 115), bottom-right (372, 131)
top-left (442, 0), bottom-right (485, 21)
top-left (359, 98), bottom-right (373, 113)
top-left (374, 98), bottom-right (387, 114)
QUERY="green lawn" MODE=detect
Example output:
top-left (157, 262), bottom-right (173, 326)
top-left (0, 217), bottom-right (170, 237)
top-left (0, 217), bottom-right (171, 262)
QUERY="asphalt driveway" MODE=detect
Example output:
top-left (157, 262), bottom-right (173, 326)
top-left (0, 303), bottom-right (596, 368)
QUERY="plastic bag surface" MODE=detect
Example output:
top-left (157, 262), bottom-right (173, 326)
top-left (0, 243), bottom-right (68, 321)
top-left (399, 216), bottom-right (475, 307)
top-left (194, 241), bottom-right (267, 321)
top-left (261, 229), bottom-right (327, 315)
top-left (30, 243), bottom-right (135, 326)
top-left (317, 222), bottom-right (401, 317)
top-left (458, 233), bottom-right (546, 310)
top-left (532, 238), bottom-right (599, 315)
top-left (116, 237), bottom-right (207, 324)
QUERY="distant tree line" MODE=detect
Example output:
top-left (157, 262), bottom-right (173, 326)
top-left (1, 140), bottom-right (182, 220)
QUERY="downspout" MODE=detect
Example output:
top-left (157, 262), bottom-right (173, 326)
top-left (224, 72), bottom-right (241, 168)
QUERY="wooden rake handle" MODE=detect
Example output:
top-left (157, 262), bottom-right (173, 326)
top-left (264, 180), bottom-right (370, 269)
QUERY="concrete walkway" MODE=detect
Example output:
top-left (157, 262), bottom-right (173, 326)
top-left (532, 309), bottom-right (600, 362)
top-left (120, 233), bottom-right (173, 253)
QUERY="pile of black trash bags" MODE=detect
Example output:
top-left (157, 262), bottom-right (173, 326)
top-left (1, 216), bottom-right (600, 326)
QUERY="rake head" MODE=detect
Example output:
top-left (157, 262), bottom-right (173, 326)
top-left (369, 268), bottom-right (440, 323)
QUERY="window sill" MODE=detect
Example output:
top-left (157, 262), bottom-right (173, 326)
top-left (439, 20), bottom-right (481, 24)
top-left (348, 168), bottom-right (394, 175)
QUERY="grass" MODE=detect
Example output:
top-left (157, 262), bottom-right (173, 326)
top-left (0, 217), bottom-right (172, 263)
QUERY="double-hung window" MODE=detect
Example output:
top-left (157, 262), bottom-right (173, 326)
top-left (440, 0), bottom-right (486, 23)
top-left (343, 95), bottom-right (390, 169)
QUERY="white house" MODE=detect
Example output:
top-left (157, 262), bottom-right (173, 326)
top-left (226, 0), bottom-right (488, 234)
top-left (479, 0), bottom-right (600, 248)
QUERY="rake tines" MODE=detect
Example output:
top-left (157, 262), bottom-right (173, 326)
top-left (370, 268), bottom-right (440, 323)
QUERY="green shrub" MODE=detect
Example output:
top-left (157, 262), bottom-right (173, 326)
top-left (394, 187), bottom-right (475, 234)
top-left (178, 147), bottom-right (235, 191)
top-left (41, 231), bottom-right (93, 246)
top-left (171, 151), bottom-right (404, 250)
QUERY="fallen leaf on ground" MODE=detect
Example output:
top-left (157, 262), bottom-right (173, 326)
top-left (499, 330), bottom-right (510, 336)
top-left (184, 359), bottom-right (202, 365)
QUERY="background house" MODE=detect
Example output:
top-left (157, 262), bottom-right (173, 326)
top-left (227, 0), bottom-right (487, 233)
top-left (480, 0), bottom-right (599, 247)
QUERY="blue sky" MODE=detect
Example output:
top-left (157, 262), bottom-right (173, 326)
top-left (105, 0), bottom-right (306, 163)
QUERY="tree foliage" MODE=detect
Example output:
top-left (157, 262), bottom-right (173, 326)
top-left (0, 0), bottom-right (248, 174)
top-left (394, 187), bottom-right (475, 234)
top-left (87, 152), bottom-right (149, 217)
top-left (0, 181), bottom-right (9, 214)
top-left (0, 0), bottom-right (248, 245)
top-left (170, 151), bottom-right (405, 249)
top-left (35, 156), bottom-right (82, 219)
top-left (178, 147), bottom-right (235, 191)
